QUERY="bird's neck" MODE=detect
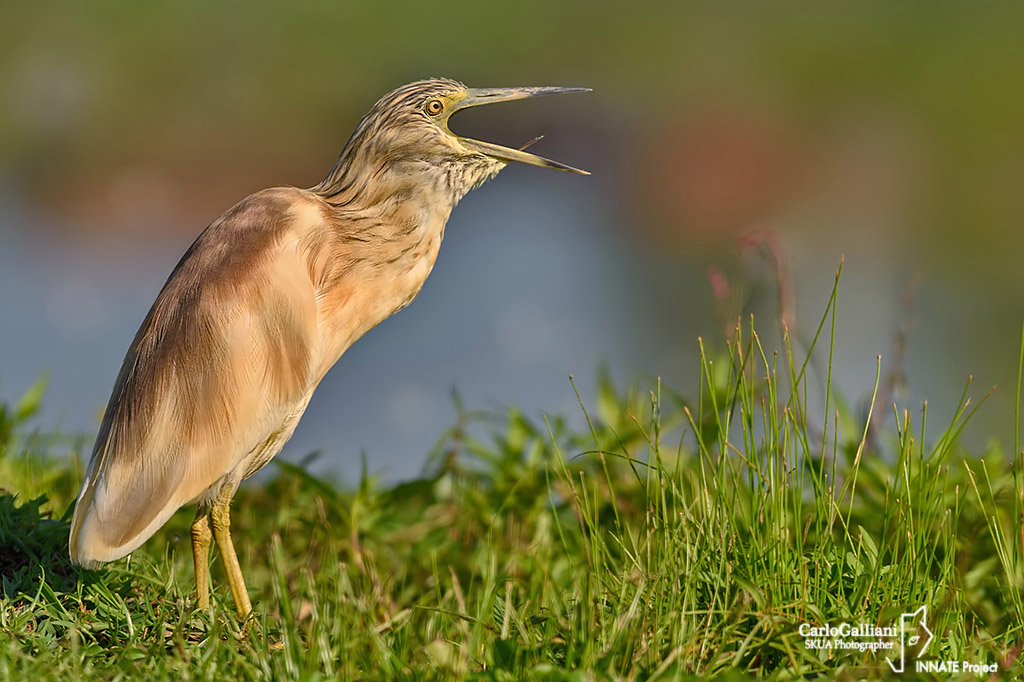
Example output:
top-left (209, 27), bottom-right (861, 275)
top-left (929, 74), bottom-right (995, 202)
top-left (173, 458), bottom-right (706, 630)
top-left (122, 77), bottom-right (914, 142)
top-left (313, 154), bottom-right (506, 268)
top-left (304, 154), bottom-right (504, 367)
top-left (315, 160), bottom-right (460, 265)
top-left (313, 154), bottom-right (504, 217)
top-left (308, 161), bottom-right (465, 365)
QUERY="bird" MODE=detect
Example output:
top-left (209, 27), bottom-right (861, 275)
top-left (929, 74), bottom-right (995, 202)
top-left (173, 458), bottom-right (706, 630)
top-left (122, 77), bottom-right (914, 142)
top-left (68, 78), bottom-right (588, 617)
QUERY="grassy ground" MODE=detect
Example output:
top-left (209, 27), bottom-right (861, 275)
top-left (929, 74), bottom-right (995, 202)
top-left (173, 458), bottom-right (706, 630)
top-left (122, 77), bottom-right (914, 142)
top-left (2, 272), bottom-right (1023, 680)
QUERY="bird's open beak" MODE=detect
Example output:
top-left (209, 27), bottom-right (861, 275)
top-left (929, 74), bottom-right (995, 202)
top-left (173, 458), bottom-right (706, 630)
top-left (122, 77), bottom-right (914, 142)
top-left (450, 87), bottom-right (590, 175)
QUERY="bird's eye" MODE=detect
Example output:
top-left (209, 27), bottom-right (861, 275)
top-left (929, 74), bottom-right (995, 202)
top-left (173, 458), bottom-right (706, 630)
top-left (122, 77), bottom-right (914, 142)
top-left (425, 98), bottom-right (444, 116)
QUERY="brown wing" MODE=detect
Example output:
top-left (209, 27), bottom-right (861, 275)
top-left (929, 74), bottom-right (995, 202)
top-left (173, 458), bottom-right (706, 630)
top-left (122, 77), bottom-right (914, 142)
top-left (69, 188), bottom-right (322, 566)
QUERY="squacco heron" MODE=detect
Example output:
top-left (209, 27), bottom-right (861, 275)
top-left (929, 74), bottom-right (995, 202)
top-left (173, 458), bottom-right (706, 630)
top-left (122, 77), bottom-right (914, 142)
top-left (68, 78), bottom-right (587, 617)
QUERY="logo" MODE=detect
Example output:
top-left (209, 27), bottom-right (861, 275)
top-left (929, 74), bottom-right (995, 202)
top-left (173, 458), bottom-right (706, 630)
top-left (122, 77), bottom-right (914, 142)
top-left (798, 605), bottom-right (998, 675)
top-left (886, 606), bottom-right (934, 673)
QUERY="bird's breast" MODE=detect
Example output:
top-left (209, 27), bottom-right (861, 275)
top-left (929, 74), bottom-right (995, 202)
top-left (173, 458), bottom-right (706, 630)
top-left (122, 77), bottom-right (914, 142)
top-left (310, 204), bottom-right (451, 377)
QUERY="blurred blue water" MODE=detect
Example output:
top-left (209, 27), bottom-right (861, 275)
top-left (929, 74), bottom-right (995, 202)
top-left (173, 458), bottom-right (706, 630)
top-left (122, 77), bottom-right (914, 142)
top-left (0, 170), bottom-right (694, 481)
top-left (0, 168), bottom-right (1006, 482)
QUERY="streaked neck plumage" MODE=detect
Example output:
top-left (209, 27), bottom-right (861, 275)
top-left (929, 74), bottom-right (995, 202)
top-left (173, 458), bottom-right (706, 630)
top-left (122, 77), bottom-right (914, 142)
top-left (302, 146), bottom-right (505, 372)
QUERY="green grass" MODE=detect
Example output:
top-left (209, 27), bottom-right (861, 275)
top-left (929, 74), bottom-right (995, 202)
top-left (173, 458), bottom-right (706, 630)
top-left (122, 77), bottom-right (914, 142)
top-left (2, 270), bottom-right (1023, 680)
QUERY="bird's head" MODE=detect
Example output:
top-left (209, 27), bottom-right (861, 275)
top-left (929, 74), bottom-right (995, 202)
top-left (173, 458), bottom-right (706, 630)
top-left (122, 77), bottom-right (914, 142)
top-left (314, 78), bottom-right (588, 204)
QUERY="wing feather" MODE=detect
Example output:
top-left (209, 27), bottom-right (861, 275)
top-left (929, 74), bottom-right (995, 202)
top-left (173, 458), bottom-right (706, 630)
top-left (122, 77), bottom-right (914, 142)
top-left (70, 188), bottom-right (322, 566)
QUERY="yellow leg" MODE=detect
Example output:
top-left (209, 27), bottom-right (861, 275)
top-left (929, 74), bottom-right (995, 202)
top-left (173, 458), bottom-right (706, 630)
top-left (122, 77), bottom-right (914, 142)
top-left (210, 488), bottom-right (253, 618)
top-left (190, 511), bottom-right (212, 608)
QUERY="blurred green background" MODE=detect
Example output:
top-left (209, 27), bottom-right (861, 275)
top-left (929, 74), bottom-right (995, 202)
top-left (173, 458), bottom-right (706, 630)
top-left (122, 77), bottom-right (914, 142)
top-left (2, 3), bottom-right (1023, 477)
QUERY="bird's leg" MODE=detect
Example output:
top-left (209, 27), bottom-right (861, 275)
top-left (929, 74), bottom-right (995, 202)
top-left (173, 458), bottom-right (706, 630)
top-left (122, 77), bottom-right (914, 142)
top-left (210, 486), bottom-right (252, 618)
top-left (190, 510), bottom-right (212, 609)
